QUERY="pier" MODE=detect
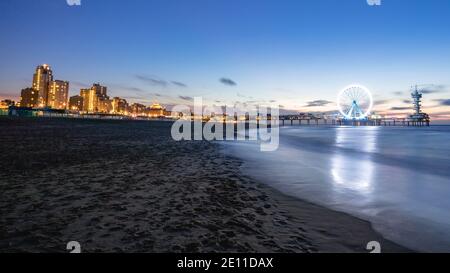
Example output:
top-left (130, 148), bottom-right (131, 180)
top-left (278, 116), bottom-right (430, 127)
top-left (278, 85), bottom-right (432, 127)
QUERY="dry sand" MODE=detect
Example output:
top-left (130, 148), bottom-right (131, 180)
top-left (0, 117), bottom-right (409, 253)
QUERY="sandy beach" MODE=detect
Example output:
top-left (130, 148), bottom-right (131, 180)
top-left (0, 117), bottom-right (409, 253)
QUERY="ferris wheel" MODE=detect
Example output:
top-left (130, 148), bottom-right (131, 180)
top-left (337, 85), bottom-right (373, 120)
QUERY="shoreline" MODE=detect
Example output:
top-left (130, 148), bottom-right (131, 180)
top-left (0, 117), bottom-right (410, 253)
top-left (236, 177), bottom-right (411, 253)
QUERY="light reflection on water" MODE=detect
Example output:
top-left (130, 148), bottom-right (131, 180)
top-left (331, 154), bottom-right (374, 194)
top-left (221, 126), bottom-right (450, 252)
top-left (331, 127), bottom-right (379, 194)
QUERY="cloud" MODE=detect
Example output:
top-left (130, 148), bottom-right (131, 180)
top-left (220, 78), bottom-right (237, 86)
top-left (435, 99), bottom-right (450, 106)
top-left (109, 84), bottom-right (144, 93)
top-left (171, 81), bottom-right (187, 88)
top-left (390, 107), bottom-right (411, 111)
top-left (124, 86), bottom-right (144, 92)
top-left (374, 99), bottom-right (390, 105)
top-left (420, 84), bottom-right (447, 94)
top-left (305, 100), bottom-right (333, 107)
top-left (136, 75), bottom-right (168, 87)
top-left (179, 95), bottom-right (194, 101)
top-left (422, 90), bottom-right (441, 94)
top-left (237, 92), bottom-right (253, 99)
top-left (71, 81), bottom-right (90, 88)
top-left (122, 92), bottom-right (163, 101)
top-left (403, 99), bottom-right (412, 104)
top-left (136, 75), bottom-right (189, 88)
top-left (392, 85), bottom-right (448, 96)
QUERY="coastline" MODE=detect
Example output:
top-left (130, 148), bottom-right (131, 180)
top-left (0, 117), bottom-right (410, 253)
top-left (238, 179), bottom-right (411, 253)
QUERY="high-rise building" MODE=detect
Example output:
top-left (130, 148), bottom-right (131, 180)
top-left (20, 87), bottom-right (39, 108)
top-left (93, 83), bottom-right (111, 113)
top-left (32, 64), bottom-right (53, 107)
top-left (112, 97), bottom-right (129, 114)
top-left (80, 88), bottom-right (97, 113)
top-left (79, 83), bottom-right (110, 113)
top-left (47, 80), bottom-right (69, 109)
top-left (91, 83), bottom-right (108, 100)
top-left (69, 95), bottom-right (84, 111)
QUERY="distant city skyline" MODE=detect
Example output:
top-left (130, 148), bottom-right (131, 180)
top-left (1, 0), bottom-right (449, 120)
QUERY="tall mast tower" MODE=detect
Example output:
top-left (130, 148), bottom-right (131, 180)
top-left (408, 85), bottom-right (430, 126)
top-left (411, 85), bottom-right (423, 115)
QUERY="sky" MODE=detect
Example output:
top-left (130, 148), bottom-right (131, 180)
top-left (0, 0), bottom-right (449, 120)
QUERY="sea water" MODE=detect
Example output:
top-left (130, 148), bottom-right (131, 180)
top-left (221, 126), bottom-right (450, 252)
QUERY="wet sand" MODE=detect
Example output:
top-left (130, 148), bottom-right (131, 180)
top-left (0, 117), bottom-right (409, 253)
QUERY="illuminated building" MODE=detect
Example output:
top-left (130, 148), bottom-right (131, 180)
top-left (92, 83), bottom-right (110, 113)
top-left (47, 80), bottom-right (69, 109)
top-left (112, 97), bottom-right (129, 114)
top-left (80, 83), bottom-right (110, 113)
top-left (19, 88), bottom-right (38, 108)
top-left (32, 64), bottom-right (53, 107)
top-left (148, 103), bottom-right (165, 117)
top-left (98, 99), bottom-right (113, 113)
top-left (91, 83), bottom-right (108, 100)
top-left (163, 109), bottom-right (172, 117)
top-left (69, 95), bottom-right (84, 111)
top-left (80, 88), bottom-right (97, 113)
top-left (130, 103), bottom-right (146, 116)
top-left (0, 99), bottom-right (15, 109)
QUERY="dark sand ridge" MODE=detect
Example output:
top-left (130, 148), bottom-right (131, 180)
top-left (0, 117), bottom-right (409, 252)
